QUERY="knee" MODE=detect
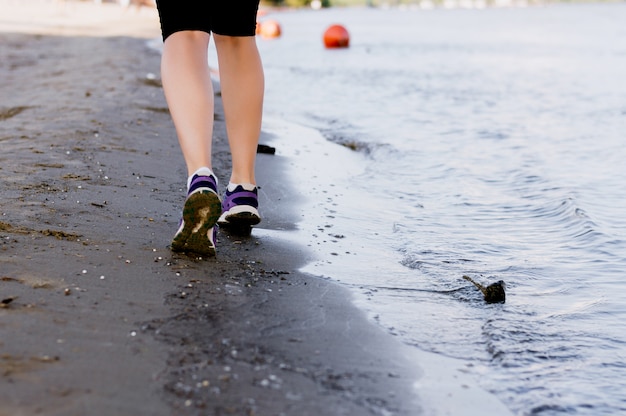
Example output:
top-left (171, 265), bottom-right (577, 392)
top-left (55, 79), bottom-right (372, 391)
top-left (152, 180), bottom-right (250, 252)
top-left (164, 30), bottom-right (210, 46)
top-left (213, 34), bottom-right (255, 51)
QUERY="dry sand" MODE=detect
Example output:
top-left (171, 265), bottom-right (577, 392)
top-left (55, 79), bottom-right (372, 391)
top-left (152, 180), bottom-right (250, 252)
top-left (0, 1), bottom-right (513, 415)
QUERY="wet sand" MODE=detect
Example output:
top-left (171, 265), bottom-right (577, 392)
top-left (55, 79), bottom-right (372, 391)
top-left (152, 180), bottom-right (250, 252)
top-left (0, 2), bottom-right (513, 415)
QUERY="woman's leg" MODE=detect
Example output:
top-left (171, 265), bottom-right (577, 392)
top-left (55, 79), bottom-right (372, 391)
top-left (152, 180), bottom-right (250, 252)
top-left (213, 34), bottom-right (264, 186)
top-left (160, 30), bottom-right (214, 176)
top-left (161, 30), bottom-right (222, 256)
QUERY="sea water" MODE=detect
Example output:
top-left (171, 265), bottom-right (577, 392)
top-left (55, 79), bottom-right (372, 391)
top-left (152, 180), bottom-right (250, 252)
top-left (251, 4), bottom-right (626, 415)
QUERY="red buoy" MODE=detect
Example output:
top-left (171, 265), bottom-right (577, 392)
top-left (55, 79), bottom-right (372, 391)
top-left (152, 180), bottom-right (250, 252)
top-left (259, 19), bottom-right (281, 39)
top-left (323, 24), bottom-right (350, 48)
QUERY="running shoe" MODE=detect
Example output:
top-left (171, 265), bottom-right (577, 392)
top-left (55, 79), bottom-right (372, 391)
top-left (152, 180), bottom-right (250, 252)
top-left (171, 173), bottom-right (222, 256)
top-left (217, 184), bottom-right (261, 231)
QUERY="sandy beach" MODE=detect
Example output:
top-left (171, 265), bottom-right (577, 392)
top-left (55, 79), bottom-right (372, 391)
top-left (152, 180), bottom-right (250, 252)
top-left (0, 1), bottom-right (513, 415)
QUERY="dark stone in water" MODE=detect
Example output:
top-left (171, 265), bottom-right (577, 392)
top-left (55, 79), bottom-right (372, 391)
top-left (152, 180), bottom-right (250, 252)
top-left (462, 275), bottom-right (506, 303)
top-left (257, 144), bottom-right (276, 155)
top-left (1, 296), bottom-right (17, 308)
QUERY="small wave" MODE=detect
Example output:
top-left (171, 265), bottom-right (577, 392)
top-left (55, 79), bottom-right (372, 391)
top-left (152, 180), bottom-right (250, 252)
top-left (539, 297), bottom-right (606, 320)
top-left (525, 196), bottom-right (605, 247)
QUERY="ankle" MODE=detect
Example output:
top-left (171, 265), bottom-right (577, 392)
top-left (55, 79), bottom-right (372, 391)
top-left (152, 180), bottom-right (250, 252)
top-left (187, 167), bottom-right (216, 190)
top-left (227, 182), bottom-right (256, 192)
top-left (228, 172), bottom-right (255, 187)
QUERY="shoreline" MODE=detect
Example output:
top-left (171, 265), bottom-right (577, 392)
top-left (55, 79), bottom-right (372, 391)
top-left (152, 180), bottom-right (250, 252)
top-left (0, 2), bottom-right (512, 415)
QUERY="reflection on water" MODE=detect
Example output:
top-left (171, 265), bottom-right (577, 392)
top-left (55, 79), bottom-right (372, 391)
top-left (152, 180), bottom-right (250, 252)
top-left (257, 3), bottom-right (626, 414)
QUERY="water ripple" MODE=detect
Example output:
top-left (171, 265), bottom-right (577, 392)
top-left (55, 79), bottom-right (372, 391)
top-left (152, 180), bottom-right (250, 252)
top-left (262, 5), bottom-right (626, 415)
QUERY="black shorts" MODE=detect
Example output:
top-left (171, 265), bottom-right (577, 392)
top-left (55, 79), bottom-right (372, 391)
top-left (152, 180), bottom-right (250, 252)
top-left (156, 0), bottom-right (260, 41)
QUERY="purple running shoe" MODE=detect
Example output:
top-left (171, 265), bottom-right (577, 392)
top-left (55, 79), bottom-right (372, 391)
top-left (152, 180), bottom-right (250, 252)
top-left (217, 184), bottom-right (261, 231)
top-left (171, 173), bottom-right (222, 256)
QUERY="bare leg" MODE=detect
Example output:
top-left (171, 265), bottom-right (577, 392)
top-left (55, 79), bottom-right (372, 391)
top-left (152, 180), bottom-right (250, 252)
top-left (160, 31), bottom-right (214, 176)
top-left (214, 34), bottom-right (264, 186)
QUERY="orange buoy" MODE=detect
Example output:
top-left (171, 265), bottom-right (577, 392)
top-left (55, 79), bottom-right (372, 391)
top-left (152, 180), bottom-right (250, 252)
top-left (323, 24), bottom-right (350, 48)
top-left (259, 20), bottom-right (281, 39)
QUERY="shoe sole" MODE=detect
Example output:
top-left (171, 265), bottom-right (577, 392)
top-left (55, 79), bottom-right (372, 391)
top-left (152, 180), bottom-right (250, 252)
top-left (219, 205), bottom-right (260, 227)
top-left (218, 209), bottom-right (261, 237)
top-left (171, 190), bottom-right (221, 256)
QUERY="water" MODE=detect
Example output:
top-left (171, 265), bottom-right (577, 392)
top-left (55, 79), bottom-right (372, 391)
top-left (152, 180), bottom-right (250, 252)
top-left (253, 4), bottom-right (626, 415)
